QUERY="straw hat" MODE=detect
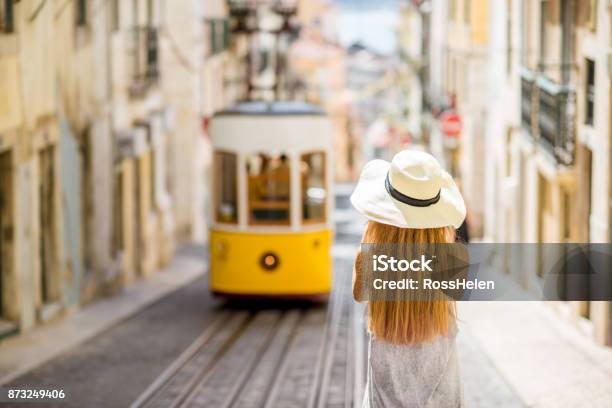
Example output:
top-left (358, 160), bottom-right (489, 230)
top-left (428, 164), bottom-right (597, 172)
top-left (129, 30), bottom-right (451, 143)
top-left (350, 150), bottom-right (466, 229)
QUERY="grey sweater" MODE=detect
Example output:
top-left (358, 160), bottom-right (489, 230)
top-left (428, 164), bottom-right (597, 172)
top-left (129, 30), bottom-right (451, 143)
top-left (362, 328), bottom-right (464, 408)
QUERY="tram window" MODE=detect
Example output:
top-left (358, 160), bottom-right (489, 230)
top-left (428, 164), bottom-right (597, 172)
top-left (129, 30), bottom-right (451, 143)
top-left (247, 153), bottom-right (291, 225)
top-left (214, 151), bottom-right (238, 224)
top-left (301, 152), bottom-right (326, 223)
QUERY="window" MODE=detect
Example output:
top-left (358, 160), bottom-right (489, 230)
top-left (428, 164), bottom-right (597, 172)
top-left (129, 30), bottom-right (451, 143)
top-left (301, 152), bottom-right (326, 223)
top-left (247, 153), bottom-right (290, 225)
top-left (112, 166), bottom-right (124, 255)
top-left (214, 152), bottom-right (238, 224)
top-left (207, 19), bottom-right (230, 56)
top-left (464, 0), bottom-right (471, 24)
top-left (587, 0), bottom-right (597, 32)
top-left (76, 0), bottom-right (87, 26)
top-left (111, 0), bottom-right (120, 32)
top-left (585, 58), bottom-right (595, 126)
top-left (539, 0), bottom-right (548, 67)
top-left (449, 0), bottom-right (457, 22)
top-left (506, 0), bottom-right (513, 76)
top-left (520, 0), bottom-right (529, 66)
top-left (562, 188), bottom-right (572, 241)
top-left (147, 0), bottom-right (153, 24)
top-left (0, 0), bottom-right (14, 33)
top-left (505, 128), bottom-right (513, 177)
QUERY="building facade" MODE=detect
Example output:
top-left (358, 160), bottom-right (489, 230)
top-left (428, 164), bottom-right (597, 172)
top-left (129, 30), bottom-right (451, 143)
top-left (0, 0), bottom-right (237, 340)
top-left (447, 0), bottom-right (490, 239)
top-left (511, 0), bottom-right (610, 346)
top-left (412, 0), bottom-right (611, 346)
top-left (411, 0), bottom-right (489, 237)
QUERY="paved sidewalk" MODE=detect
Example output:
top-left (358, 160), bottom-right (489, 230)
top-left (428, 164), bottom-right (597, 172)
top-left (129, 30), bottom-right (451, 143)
top-left (457, 327), bottom-right (525, 407)
top-left (459, 302), bottom-right (612, 408)
top-left (0, 245), bottom-right (206, 385)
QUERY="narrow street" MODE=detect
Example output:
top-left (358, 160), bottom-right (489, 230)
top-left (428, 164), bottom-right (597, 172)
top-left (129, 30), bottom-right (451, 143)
top-left (2, 1), bottom-right (612, 407)
top-left (6, 189), bottom-right (523, 408)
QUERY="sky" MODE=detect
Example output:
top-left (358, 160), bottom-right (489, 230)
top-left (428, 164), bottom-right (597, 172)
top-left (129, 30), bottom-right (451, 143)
top-left (332, 0), bottom-right (400, 55)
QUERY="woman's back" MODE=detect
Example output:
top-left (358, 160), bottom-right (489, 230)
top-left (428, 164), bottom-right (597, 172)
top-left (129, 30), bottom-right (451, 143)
top-left (364, 327), bottom-right (464, 408)
top-left (350, 150), bottom-right (468, 408)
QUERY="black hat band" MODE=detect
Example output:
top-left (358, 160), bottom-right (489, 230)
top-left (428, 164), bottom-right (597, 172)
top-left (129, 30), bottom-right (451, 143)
top-left (385, 172), bottom-right (441, 208)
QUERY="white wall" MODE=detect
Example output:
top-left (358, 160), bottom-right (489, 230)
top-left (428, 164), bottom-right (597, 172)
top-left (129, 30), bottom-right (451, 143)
top-left (429, 0), bottom-right (447, 101)
top-left (161, 0), bottom-right (203, 240)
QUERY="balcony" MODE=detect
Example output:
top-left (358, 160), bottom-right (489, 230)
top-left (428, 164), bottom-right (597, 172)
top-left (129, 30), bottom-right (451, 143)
top-left (520, 70), bottom-right (534, 130)
top-left (128, 26), bottom-right (160, 98)
top-left (521, 69), bottom-right (576, 166)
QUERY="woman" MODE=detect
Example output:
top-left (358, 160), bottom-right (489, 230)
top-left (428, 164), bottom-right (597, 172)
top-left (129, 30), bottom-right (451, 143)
top-left (350, 149), bottom-right (466, 408)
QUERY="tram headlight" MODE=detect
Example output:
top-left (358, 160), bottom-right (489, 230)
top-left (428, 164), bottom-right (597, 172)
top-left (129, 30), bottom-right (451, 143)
top-left (260, 252), bottom-right (280, 271)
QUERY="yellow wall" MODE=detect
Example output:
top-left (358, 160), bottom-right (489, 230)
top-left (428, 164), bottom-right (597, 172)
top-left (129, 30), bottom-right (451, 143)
top-left (471, 0), bottom-right (489, 46)
top-left (53, 3), bottom-right (94, 133)
top-left (18, 0), bottom-right (56, 132)
top-left (0, 56), bottom-right (23, 133)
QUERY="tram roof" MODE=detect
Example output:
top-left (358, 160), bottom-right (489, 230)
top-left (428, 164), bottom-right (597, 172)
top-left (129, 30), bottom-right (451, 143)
top-left (215, 101), bottom-right (325, 117)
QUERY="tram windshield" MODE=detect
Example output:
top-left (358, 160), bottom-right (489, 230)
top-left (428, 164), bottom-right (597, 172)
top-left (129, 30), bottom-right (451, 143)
top-left (247, 153), bottom-right (291, 225)
top-left (301, 152), bottom-right (326, 223)
top-left (214, 151), bottom-right (238, 224)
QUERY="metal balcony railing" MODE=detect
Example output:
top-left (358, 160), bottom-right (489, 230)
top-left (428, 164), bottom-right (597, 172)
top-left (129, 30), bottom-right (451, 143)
top-left (520, 69), bottom-right (576, 166)
top-left (128, 26), bottom-right (160, 97)
top-left (520, 72), bottom-right (534, 131)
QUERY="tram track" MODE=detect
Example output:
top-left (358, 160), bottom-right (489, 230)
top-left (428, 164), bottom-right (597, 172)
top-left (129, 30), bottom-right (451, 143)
top-left (132, 265), bottom-right (364, 408)
top-left (132, 311), bottom-right (251, 408)
top-left (311, 262), bottom-right (357, 408)
top-left (234, 310), bottom-right (304, 408)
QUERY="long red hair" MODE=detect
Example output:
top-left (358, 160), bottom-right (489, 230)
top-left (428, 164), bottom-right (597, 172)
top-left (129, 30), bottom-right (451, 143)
top-left (354, 221), bottom-right (456, 345)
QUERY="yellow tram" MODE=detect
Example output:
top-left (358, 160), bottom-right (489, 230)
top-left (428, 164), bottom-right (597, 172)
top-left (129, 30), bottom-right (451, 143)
top-left (209, 102), bottom-right (333, 299)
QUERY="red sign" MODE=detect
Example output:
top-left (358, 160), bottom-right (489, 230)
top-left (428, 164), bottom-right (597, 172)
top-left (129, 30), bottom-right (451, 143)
top-left (400, 132), bottom-right (412, 146)
top-left (202, 116), bottom-right (211, 135)
top-left (440, 111), bottom-right (463, 138)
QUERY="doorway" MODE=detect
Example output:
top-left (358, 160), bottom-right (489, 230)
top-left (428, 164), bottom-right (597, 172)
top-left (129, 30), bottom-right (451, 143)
top-left (606, 301), bottom-right (612, 346)
top-left (38, 146), bottom-right (60, 312)
top-left (133, 157), bottom-right (142, 275)
top-left (536, 173), bottom-right (550, 277)
top-left (577, 145), bottom-right (592, 242)
top-left (80, 129), bottom-right (94, 276)
top-left (112, 164), bottom-right (124, 268)
top-left (0, 151), bottom-right (17, 337)
top-left (575, 144), bottom-right (593, 320)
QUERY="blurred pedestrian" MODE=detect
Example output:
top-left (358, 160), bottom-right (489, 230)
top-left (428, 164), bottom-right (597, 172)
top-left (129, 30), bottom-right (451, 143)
top-left (350, 150), bottom-right (467, 408)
